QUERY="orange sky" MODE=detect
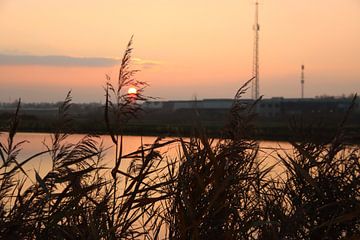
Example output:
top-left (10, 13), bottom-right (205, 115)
top-left (0, 0), bottom-right (359, 102)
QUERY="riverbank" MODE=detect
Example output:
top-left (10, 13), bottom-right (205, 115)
top-left (7, 123), bottom-right (360, 144)
top-left (1, 106), bottom-right (359, 143)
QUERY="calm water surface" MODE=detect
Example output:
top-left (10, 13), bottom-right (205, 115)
top-left (1, 132), bottom-right (293, 178)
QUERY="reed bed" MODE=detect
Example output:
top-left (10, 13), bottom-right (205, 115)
top-left (0, 39), bottom-right (358, 239)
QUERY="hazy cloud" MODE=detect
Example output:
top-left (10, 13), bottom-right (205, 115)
top-left (0, 54), bottom-right (118, 67)
top-left (132, 58), bottom-right (162, 69)
top-left (0, 54), bottom-right (162, 69)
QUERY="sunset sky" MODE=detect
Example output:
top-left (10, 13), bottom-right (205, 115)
top-left (0, 0), bottom-right (359, 102)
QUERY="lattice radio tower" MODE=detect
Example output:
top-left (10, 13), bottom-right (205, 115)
top-left (252, 1), bottom-right (260, 100)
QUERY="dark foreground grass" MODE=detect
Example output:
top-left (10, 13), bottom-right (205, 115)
top-left (0, 39), bottom-right (359, 239)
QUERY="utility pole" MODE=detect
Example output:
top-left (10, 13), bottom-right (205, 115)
top-left (252, 1), bottom-right (260, 100)
top-left (301, 64), bottom-right (305, 99)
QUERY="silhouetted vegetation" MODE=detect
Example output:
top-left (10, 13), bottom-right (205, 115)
top-left (0, 39), bottom-right (359, 239)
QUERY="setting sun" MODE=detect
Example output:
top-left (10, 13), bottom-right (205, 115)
top-left (127, 87), bottom-right (137, 95)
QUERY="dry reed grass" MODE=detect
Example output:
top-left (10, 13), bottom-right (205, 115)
top-left (0, 39), bottom-right (358, 240)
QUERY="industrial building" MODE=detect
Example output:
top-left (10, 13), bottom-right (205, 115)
top-left (142, 97), bottom-right (360, 119)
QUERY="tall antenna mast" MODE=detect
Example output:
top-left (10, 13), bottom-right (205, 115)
top-left (252, 1), bottom-right (260, 99)
top-left (301, 64), bottom-right (305, 99)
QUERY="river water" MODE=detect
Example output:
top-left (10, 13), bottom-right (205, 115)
top-left (1, 132), bottom-right (293, 180)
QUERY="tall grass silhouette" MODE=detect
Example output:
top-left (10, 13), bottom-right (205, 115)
top-left (0, 38), bottom-right (173, 239)
top-left (0, 38), bottom-right (359, 239)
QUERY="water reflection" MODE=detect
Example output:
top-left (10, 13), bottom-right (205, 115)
top-left (1, 132), bottom-right (293, 180)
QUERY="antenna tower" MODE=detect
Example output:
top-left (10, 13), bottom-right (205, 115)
top-left (301, 64), bottom-right (305, 99)
top-left (252, 1), bottom-right (260, 99)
